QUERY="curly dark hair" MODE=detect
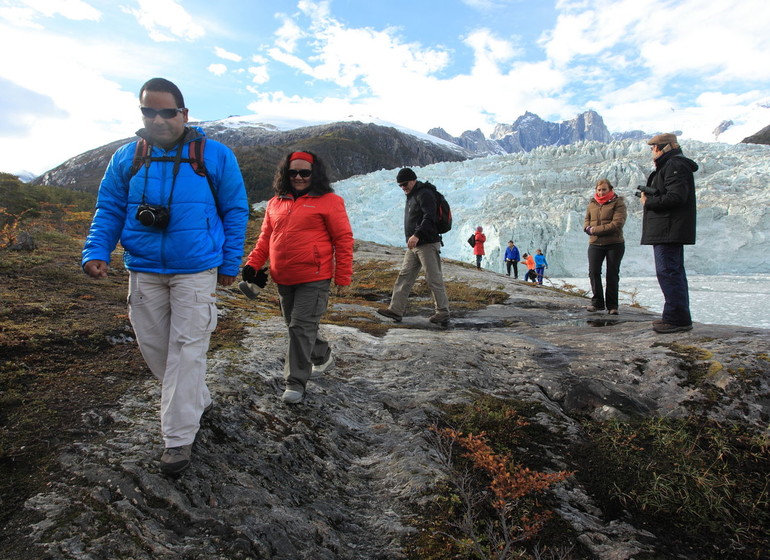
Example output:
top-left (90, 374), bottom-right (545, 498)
top-left (273, 151), bottom-right (334, 196)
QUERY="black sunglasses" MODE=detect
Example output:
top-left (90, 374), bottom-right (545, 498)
top-left (288, 169), bottom-right (312, 178)
top-left (398, 181), bottom-right (409, 187)
top-left (141, 107), bottom-right (184, 119)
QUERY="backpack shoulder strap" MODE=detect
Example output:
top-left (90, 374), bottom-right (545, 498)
top-left (188, 137), bottom-right (208, 177)
top-left (189, 137), bottom-right (219, 214)
top-left (129, 139), bottom-right (151, 178)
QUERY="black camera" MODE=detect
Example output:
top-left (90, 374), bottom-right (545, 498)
top-left (635, 184), bottom-right (657, 198)
top-left (136, 204), bottom-right (170, 228)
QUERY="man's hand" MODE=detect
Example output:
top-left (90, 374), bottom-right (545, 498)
top-left (84, 260), bottom-right (108, 279)
top-left (218, 274), bottom-right (236, 287)
top-left (640, 192), bottom-right (647, 206)
top-left (407, 234), bottom-right (419, 249)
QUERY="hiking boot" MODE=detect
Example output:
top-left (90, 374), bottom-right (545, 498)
top-left (311, 353), bottom-right (335, 379)
top-left (429, 311), bottom-right (450, 325)
top-left (608, 309), bottom-right (619, 315)
top-left (377, 307), bottom-right (402, 322)
top-left (652, 318), bottom-right (665, 326)
top-left (653, 322), bottom-right (693, 334)
top-left (160, 444), bottom-right (192, 474)
top-left (282, 388), bottom-right (304, 404)
top-left (586, 306), bottom-right (605, 312)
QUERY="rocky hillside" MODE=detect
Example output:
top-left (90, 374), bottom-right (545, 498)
top-left (742, 122), bottom-right (770, 144)
top-left (429, 110), bottom-right (619, 156)
top-left (31, 121), bottom-right (468, 202)
top-left (4, 237), bottom-right (769, 560)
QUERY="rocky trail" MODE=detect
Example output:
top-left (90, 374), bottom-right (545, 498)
top-left (18, 242), bottom-right (770, 560)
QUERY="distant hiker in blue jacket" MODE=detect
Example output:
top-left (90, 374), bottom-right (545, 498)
top-left (504, 240), bottom-right (520, 278)
top-left (82, 78), bottom-right (249, 475)
top-left (534, 249), bottom-right (548, 285)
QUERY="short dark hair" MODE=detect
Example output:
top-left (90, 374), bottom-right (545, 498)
top-left (273, 151), bottom-right (333, 196)
top-left (139, 78), bottom-right (185, 108)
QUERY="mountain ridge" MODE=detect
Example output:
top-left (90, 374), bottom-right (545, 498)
top-left (28, 110), bottom-right (770, 203)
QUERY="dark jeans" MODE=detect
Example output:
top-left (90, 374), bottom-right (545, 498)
top-left (475, 255), bottom-right (483, 269)
top-left (653, 244), bottom-right (692, 326)
top-left (506, 260), bottom-right (518, 278)
top-left (587, 242), bottom-right (625, 310)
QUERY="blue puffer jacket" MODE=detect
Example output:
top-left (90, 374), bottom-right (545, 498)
top-left (82, 127), bottom-right (249, 276)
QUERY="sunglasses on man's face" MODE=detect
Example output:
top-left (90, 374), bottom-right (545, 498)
top-left (140, 107), bottom-right (184, 119)
top-left (398, 182), bottom-right (409, 187)
top-left (288, 169), bottom-right (312, 178)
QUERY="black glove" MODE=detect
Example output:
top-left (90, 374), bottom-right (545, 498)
top-left (242, 265), bottom-right (268, 288)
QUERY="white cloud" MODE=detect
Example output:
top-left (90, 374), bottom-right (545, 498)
top-left (274, 16), bottom-right (304, 53)
top-left (207, 63), bottom-right (227, 76)
top-left (248, 65), bottom-right (269, 84)
top-left (122, 0), bottom-right (205, 42)
top-left (214, 46), bottom-right (242, 62)
top-left (21, 0), bottom-right (100, 20)
top-left (0, 19), bottom-right (177, 174)
top-left (0, 0), bottom-right (100, 27)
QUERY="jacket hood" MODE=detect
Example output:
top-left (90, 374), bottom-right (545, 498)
top-left (656, 147), bottom-right (699, 172)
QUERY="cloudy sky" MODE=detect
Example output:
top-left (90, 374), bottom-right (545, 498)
top-left (1, 0), bottom-right (769, 176)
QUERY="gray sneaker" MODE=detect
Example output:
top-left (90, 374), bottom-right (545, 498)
top-left (282, 389), bottom-right (304, 404)
top-left (160, 444), bottom-right (192, 474)
top-left (311, 354), bottom-right (335, 379)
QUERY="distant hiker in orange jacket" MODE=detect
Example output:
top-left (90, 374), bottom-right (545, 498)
top-left (473, 226), bottom-right (486, 269)
top-left (521, 253), bottom-right (537, 282)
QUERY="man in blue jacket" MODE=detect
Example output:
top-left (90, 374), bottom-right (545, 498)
top-left (640, 133), bottom-right (698, 334)
top-left (82, 78), bottom-right (249, 474)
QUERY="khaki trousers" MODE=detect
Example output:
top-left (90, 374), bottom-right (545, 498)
top-left (389, 242), bottom-right (450, 315)
top-left (128, 269), bottom-right (217, 447)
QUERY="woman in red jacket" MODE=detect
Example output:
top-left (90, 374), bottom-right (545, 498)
top-left (473, 226), bottom-right (486, 269)
top-left (243, 151), bottom-right (354, 404)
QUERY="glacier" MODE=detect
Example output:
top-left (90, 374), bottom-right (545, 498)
top-left (331, 139), bottom-right (770, 278)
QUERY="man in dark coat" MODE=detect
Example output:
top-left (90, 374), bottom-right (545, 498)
top-left (640, 133), bottom-right (698, 333)
top-left (377, 168), bottom-right (450, 325)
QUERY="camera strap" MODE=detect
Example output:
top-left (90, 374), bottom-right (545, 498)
top-left (135, 135), bottom-right (219, 216)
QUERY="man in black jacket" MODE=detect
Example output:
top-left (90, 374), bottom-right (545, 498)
top-left (640, 133), bottom-right (698, 333)
top-left (377, 168), bottom-right (450, 326)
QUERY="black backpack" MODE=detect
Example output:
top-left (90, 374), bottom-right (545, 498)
top-left (423, 181), bottom-right (452, 234)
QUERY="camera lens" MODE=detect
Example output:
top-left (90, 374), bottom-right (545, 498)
top-left (137, 207), bottom-right (155, 226)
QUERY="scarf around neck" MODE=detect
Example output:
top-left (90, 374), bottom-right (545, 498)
top-left (594, 191), bottom-right (616, 205)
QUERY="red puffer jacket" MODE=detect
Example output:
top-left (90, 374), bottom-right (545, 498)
top-left (246, 192), bottom-right (354, 286)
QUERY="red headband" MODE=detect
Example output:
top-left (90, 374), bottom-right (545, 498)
top-left (289, 151), bottom-right (314, 164)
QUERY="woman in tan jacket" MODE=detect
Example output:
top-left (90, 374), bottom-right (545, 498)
top-left (584, 179), bottom-right (627, 314)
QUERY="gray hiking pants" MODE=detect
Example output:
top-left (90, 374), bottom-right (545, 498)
top-left (277, 279), bottom-right (332, 391)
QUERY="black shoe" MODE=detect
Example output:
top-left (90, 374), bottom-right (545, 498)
top-left (586, 306), bottom-right (605, 312)
top-left (377, 307), bottom-right (402, 322)
top-left (608, 309), bottom-right (618, 315)
top-left (653, 322), bottom-right (693, 334)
